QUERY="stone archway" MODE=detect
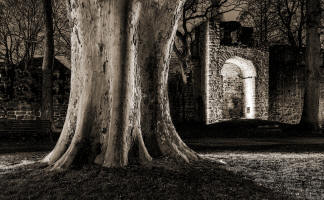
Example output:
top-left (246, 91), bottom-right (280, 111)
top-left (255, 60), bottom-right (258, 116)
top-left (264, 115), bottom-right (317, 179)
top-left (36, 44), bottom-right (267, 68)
top-left (221, 56), bottom-right (257, 119)
top-left (199, 21), bottom-right (269, 124)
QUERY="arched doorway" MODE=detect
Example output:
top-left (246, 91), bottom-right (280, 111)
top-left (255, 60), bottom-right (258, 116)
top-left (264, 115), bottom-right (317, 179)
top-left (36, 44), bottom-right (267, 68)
top-left (221, 56), bottom-right (256, 119)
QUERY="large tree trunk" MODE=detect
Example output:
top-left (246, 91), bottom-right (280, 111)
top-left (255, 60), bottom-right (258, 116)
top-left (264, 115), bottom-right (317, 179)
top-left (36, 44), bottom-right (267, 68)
top-left (43, 0), bottom-right (198, 170)
top-left (41, 0), bottom-right (54, 127)
top-left (299, 0), bottom-right (321, 131)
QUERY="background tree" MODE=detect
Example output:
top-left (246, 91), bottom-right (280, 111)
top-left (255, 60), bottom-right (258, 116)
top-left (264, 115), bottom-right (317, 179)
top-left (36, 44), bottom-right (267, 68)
top-left (0, 0), bottom-right (70, 63)
top-left (0, 0), bottom-right (43, 66)
top-left (321, 0), bottom-right (324, 49)
top-left (43, 0), bottom-right (198, 170)
top-left (52, 0), bottom-right (71, 59)
top-left (299, 0), bottom-right (322, 131)
top-left (0, 0), bottom-right (44, 103)
top-left (238, 0), bottom-right (280, 47)
top-left (239, 0), bottom-right (306, 51)
top-left (41, 0), bottom-right (54, 136)
top-left (274, 0), bottom-right (306, 53)
top-left (174, 0), bottom-right (244, 83)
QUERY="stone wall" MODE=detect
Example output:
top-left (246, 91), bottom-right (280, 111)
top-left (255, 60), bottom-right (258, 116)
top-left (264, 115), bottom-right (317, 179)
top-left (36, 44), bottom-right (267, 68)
top-left (168, 22), bottom-right (324, 127)
top-left (169, 21), bottom-right (269, 125)
top-left (269, 46), bottom-right (324, 126)
top-left (268, 46), bottom-right (304, 124)
top-left (200, 21), bottom-right (269, 124)
top-left (0, 58), bottom-right (70, 128)
top-left (168, 55), bottom-right (203, 124)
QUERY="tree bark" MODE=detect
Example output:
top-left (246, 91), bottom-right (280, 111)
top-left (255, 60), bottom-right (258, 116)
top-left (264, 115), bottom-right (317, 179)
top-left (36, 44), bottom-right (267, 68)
top-left (41, 0), bottom-right (54, 128)
top-left (43, 0), bottom-right (198, 170)
top-left (299, 0), bottom-right (321, 131)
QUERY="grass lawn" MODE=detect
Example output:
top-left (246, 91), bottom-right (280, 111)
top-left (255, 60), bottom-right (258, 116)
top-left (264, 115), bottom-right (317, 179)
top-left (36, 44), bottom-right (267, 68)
top-left (202, 151), bottom-right (324, 199)
top-left (1, 149), bottom-right (324, 200)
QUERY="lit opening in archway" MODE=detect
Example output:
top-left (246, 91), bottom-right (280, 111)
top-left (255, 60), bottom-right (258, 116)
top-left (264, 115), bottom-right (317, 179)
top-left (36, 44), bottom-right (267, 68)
top-left (221, 63), bottom-right (244, 119)
top-left (221, 56), bottom-right (256, 119)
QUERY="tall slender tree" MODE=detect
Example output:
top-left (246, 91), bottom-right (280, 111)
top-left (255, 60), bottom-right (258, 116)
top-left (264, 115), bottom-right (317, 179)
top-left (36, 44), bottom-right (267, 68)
top-left (42, 0), bottom-right (198, 170)
top-left (299, 0), bottom-right (322, 131)
top-left (41, 0), bottom-right (54, 134)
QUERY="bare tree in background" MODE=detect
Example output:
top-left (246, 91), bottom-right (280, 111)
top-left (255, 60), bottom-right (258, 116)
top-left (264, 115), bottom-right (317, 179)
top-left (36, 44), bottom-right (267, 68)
top-left (321, 0), bottom-right (324, 49)
top-left (52, 0), bottom-right (71, 59)
top-left (238, 0), bottom-right (280, 47)
top-left (239, 0), bottom-right (306, 51)
top-left (0, 0), bottom-right (44, 104)
top-left (173, 0), bottom-right (245, 83)
top-left (0, 0), bottom-right (71, 64)
top-left (274, 0), bottom-right (306, 52)
top-left (0, 0), bottom-right (43, 66)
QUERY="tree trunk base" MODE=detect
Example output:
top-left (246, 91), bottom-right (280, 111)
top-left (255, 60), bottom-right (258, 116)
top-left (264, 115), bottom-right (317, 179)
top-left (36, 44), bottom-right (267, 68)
top-left (42, 0), bottom-right (198, 170)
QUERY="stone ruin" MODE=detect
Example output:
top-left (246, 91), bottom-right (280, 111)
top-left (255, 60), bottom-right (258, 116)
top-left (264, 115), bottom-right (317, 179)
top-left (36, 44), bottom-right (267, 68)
top-left (168, 20), bottom-right (324, 127)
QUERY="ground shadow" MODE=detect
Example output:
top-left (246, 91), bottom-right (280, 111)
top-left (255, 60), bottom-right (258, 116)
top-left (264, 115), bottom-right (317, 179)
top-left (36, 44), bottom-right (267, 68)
top-left (0, 159), bottom-right (296, 200)
top-left (176, 119), bottom-right (323, 138)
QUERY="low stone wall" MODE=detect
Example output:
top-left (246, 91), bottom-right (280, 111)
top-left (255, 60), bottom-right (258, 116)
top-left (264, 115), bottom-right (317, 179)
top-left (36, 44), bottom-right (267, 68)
top-left (0, 103), bottom-right (40, 120)
top-left (0, 58), bottom-right (70, 129)
top-left (0, 98), bottom-right (68, 129)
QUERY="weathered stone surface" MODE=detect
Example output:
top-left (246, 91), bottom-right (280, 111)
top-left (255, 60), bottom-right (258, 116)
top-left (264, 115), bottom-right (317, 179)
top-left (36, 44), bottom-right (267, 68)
top-left (168, 21), bottom-right (269, 125)
top-left (168, 22), bottom-right (324, 127)
top-left (268, 46), bottom-right (324, 126)
top-left (168, 55), bottom-right (202, 124)
top-left (200, 22), bottom-right (269, 124)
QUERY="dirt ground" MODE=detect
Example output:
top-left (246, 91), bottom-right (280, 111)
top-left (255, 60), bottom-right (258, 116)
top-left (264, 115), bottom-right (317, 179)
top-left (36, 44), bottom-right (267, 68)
top-left (1, 148), bottom-right (324, 200)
